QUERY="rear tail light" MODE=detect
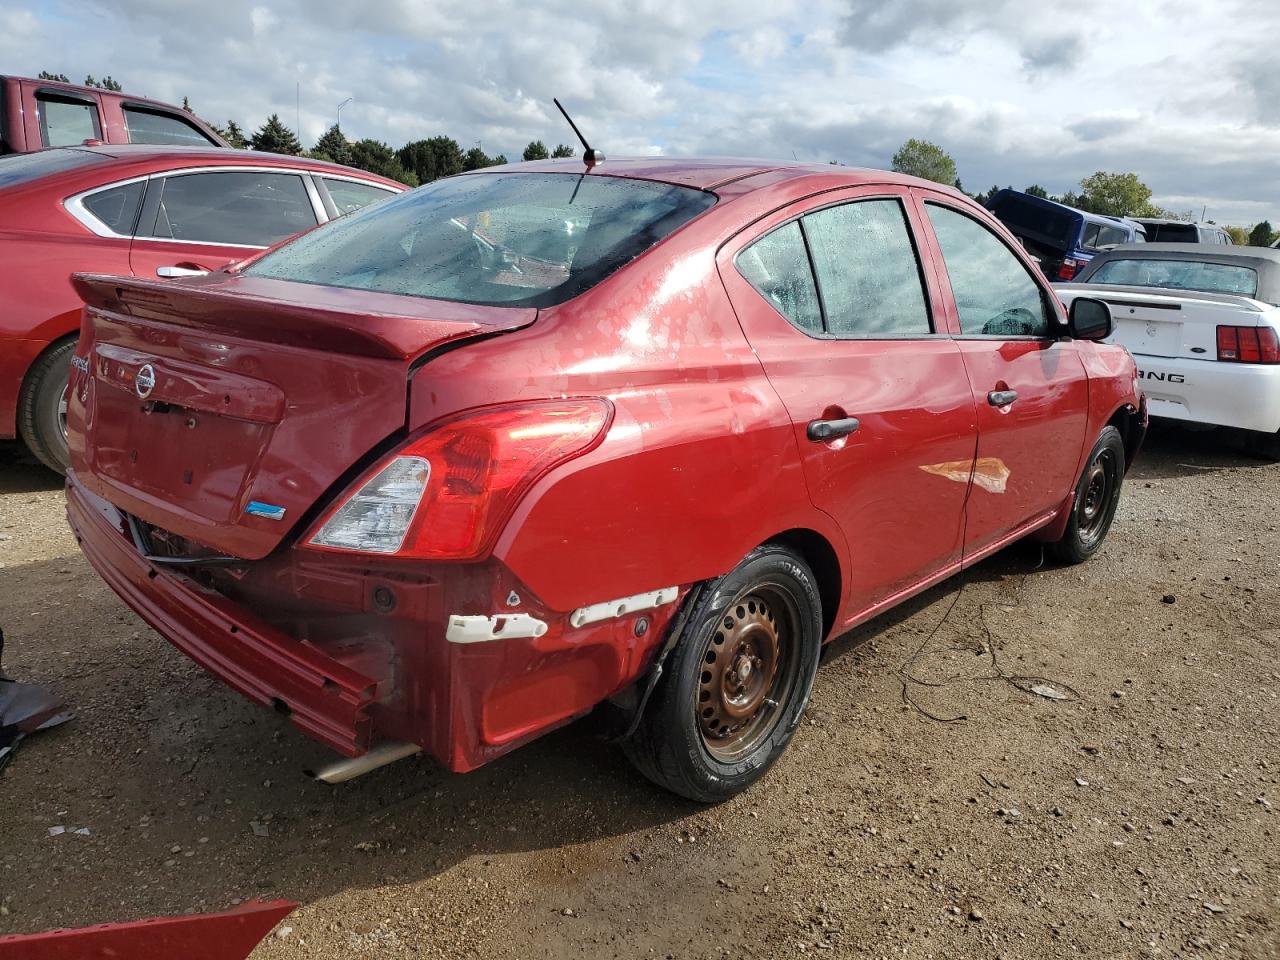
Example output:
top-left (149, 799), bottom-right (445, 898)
top-left (1057, 258), bottom-right (1083, 281)
top-left (308, 399), bottom-right (612, 560)
top-left (1216, 325), bottom-right (1280, 363)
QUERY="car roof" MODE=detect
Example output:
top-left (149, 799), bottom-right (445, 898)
top-left (471, 156), bottom-right (962, 194)
top-left (1, 144), bottom-right (404, 192)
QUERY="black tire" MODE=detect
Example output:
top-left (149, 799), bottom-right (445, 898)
top-left (1247, 429), bottom-right (1280, 462)
top-left (1048, 425), bottom-right (1126, 565)
top-left (17, 338), bottom-right (76, 475)
top-left (622, 544), bottom-right (823, 803)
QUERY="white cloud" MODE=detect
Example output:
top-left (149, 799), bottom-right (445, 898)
top-left (9, 0), bottom-right (1279, 225)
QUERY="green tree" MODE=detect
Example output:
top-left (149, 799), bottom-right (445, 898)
top-left (311, 124), bottom-right (352, 166)
top-left (1025, 184), bottom-right (1048, 198)
top-left (250, 114), bottom-right (302, 155)
top-left (1248, 220), bottom-right (1275, 247)
top-left (493, 154), bottom-right (508, 165)
top-left (1076, 171), bottom-right (1158, 217)
top-left (522, 140), bottom-right (549, 161)
top-left (890, 138), bottom-right (957, 186)
top-left (221, 121), bottom-right (248, 149)
top-left (462, 146), bottom-right (503, 171)
top-left (83, 75), bottom-right (123, 91)
top-left (550, 143), bottom-right (575, 158)
top-left (397, 136), bottom-right (464, 184)
top-left (38, 71), bottom-right (70, 82)
top-left (349, 138), bottom-right (419, 186)
top-left (1225, 225), bottom-right (1251, 245)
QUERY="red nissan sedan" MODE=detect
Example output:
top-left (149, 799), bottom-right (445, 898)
top-left (0, 145), bottom-right (402, 473)
top-left (63, 158), bottom-right (1145, 801)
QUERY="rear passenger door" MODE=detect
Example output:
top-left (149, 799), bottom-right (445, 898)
top-left (915, 194), bottom-right (1089, 555)
top-left (128, 168), bottom-right (322, 278)
top-left (718, 188), bottom-right (978, 623)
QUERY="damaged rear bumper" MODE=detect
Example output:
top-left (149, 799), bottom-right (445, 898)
top-left (66, 475), bottom-right (378, 757)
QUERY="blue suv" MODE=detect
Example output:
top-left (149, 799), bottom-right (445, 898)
top-left (987, 189), bottom-right (1146, 281)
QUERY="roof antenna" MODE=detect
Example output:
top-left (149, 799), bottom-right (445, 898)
top-left (553, 98), bottom-right (605, 168)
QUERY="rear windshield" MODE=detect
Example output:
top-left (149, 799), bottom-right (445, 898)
top-left (1144, 223), bottom-right (1198, 242)
top-left (247, 172), bottom-right (718, 307)
top-left (988, 194), bottom-right (1076, 249)
top-left (1089, 258), bottom-right (1258, 297)
top-left (0, 148), bottom-right (105, 188)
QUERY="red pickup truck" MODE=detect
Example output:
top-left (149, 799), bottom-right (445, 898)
top-left (0, 75), bottom-right (227, 153)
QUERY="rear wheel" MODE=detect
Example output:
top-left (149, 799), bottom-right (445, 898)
top-left (622, 544), bottom-right (822, 802)
top-left (17, 339), bottom-right (76, 475)
top-left (1247, 429), bottom-right (1280, 462)
top-left (1049, 425), bottom-right (1125, 564)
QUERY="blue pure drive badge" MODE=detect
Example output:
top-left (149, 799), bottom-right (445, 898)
top-left (245, 501), bottom-right (287, 521)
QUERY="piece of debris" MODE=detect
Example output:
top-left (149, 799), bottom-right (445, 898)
top-left (1161, 594), bottom-right (1176, 604)
top-left (47, 826), bottom-right (65, 837)
top-left (1030, 684), bottom-right (1070, 701)
top-left (1080, 743), bottom-right (1100, 755)
top-left (250, 821), bottom-right (269, 838)
top-left (1075, 778), bottom-right (1090, 787)
top-left (275, 925), bottom-right (293, 940)
top-left (1203, 903), bottom-right (1224, 915)
top-left (0, 629), bottom-right (74, 774)
top-left (968, 909), bottom-right (984, 922)
top-left (561, 908), bottom-right (575, 917)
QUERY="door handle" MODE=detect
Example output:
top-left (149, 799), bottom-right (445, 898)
top-left (988, 389), bottom-right (1018, 407)
top-left (806, 417), bottom-right (861, 442)
top-left (156, 265), bottom-right (209, 278)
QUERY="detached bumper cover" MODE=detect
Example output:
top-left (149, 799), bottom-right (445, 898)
top-left (66, 476), bottom-right (377, 756)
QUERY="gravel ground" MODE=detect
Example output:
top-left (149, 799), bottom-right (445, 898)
top-left (0, 425), bottom-right (1276, 959)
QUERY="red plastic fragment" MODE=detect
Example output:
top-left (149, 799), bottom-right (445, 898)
top-left (0, 899), bottom-right (296, 960)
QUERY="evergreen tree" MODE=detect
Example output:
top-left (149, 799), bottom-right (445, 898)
top-left (397, 136), bottom-right (464, 183)
top-left (250, 114), bottom-right (302, 155)
top-left (312, 124), bottom-right (352, 166)
top-left (83, 75), bottom-right (123, 91)
top-left (550, 144), bottom-right (575, 158)
top-left (349, 139), bottom-right (419, 186)
top-left (38, 71), bottom-right (70, 82)
top-left (463, 146), bottom-right (501, 171)
top-left (1248, 220), bottom-right (1275, 247)
top-left (522, 140), bottom-right (549, 161)
top-left (221, 121), bottom-right (249, 149)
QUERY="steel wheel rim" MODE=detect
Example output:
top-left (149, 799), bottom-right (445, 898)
top-left (695, 584), bottom-right (801, 762)
top-left (57, 383), bottom-right (70, 441)
top-left (1079, 448), bottom-right (1117, 539)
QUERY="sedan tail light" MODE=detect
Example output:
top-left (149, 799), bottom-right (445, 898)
top-left (1216, 325), bottom-right (1280, 363)
top-left (308, 399), bottom-right (612, 560)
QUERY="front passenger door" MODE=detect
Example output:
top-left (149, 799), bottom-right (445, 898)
top-left (918, 198), bottom-right (1089, 556)
top-left (719, 191), bottom-right (978, 625)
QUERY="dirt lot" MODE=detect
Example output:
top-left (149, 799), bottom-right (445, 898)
top-left (0, 426), bottom-right (1276, 959)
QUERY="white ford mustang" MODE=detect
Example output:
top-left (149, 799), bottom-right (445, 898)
top-left (1056, 243), bottom-right (1280, 459)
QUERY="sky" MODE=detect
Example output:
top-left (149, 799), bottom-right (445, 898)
top-left (5, 0), bottom-right (1280, 226)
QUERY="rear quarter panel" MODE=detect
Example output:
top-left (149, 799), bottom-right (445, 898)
top-left (404, 204), bottom-right (847, 619)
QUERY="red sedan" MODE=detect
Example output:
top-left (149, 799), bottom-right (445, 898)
top-left (0, 145), bottom-right (402, 472)
top-left (64, 157), bottom-right (1145, 801)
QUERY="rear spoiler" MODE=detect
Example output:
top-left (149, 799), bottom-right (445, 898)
top-left (71, 273), bottom-right (535, 361)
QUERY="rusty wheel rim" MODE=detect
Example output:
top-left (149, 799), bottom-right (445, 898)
top-left (696, 585), bottom-right (800, 762)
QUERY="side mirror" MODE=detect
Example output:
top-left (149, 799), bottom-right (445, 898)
top-left (1068, 297), bottom-right (1112, 341)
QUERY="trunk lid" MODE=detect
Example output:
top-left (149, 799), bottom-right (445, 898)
top-left (68, 273), bottom-right (534, 560)
top-left (1057, 283), bottom-right (1270, 360)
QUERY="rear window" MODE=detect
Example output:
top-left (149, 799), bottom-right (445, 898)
top-left (123, 107), bottom-right (216, 146)
top-left (247, 172), bottom-right (718, 307)
top-left (1144, 223), bottom-right (1198, 242)
top-left (0, 148), bottom-right (105, 188)
top-left (1089, 258), bottom-right (1258, 297)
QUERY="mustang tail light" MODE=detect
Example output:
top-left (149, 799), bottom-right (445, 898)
top-left (308, 399), bottom-right (612, 560)
top-left (1216, 325), bottom-right (1280, 363)
top-left (1057, 258), bottom-right (1085, 281)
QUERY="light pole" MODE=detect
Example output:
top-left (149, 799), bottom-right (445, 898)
top-left (337, 97), bottom-right (352, 132)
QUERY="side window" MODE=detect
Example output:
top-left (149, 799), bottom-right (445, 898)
top-left (145, 171), bottom-right (317, 246)
top-left (81, 181), bottom-right (146, 235)
top-left (1096, 224), bottom-right (1128, 247)
top-left (1080, 223), bottom-right (1102, 249)
top-left (926, 204), bottom-right (1051, 338)
top-left (735, 221), bottom-right (823, 333)
top-left (123, 107), bottom-right (217, 146)
top-left (37, 95), bottom-right (100, 147)
top-left (802, 199), bottom-right (931, 337)
top-left (322, 178), bottom-right (396, 216)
